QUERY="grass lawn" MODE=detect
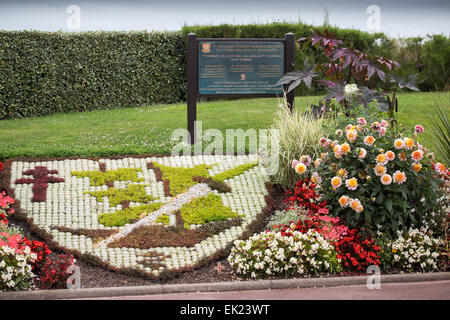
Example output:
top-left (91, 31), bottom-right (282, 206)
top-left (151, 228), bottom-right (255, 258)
top-left (0, 91), bottom-right (448, 160)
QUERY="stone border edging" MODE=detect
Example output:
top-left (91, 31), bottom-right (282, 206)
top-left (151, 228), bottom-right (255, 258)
top-left (1, 272), bottom-right (449, 300)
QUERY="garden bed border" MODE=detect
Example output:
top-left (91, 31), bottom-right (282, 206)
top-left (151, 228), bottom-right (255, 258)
top-left (1, 272), bottom-right (448, 300)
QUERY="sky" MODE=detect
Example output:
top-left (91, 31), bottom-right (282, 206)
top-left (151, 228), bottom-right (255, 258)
top-left (0, 0), bottom-right (449, 38)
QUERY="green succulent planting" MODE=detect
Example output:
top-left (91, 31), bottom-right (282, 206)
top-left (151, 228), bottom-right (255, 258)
top-left (72, 168), bottom-right (144, 186)
top-left (179, 193), bottom-right (240, 229)
top-left (86, 184), bottom-right (155, 207)
top-left (98, 202), bottom-right (163, 227)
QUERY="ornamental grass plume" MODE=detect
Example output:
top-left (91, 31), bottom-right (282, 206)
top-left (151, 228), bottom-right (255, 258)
top-left (267, 101), bottom-right (325, 189)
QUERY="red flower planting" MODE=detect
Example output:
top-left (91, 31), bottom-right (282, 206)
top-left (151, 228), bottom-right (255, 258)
top-left (39, 254), bottom-right (76, 289)
top-left (284, 179), bottom-right (327, 213)
top-left (276, 179), bottom-right (381, 272)
top-left (0, 191), bottom-right (14, 226)
top-left (335, 229), bottom-right (381, 271)
top-left (19, 238), bottom-right (52, 270)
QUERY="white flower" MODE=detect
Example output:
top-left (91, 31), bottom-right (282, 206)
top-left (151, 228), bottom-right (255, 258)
top-left (344, 84), bottom-right (359, 97)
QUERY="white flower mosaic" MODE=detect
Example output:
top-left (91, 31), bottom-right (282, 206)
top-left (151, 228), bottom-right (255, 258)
top-left (9, 155), bottom-right (270, 277)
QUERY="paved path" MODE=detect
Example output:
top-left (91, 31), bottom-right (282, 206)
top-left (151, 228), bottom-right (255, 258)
top-left (80, 280), bottom-right (450, 300)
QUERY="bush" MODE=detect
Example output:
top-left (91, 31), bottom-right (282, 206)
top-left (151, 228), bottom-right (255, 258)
top-left (228, 229), bottom-right (341, 278)
top-left (0, 31), bottom-right (186, 119)
top-left (179, 193), bottom-right (239, 229)
top-left (268, 104), bottom-right (325, 189)
top-left (293, 119), bottom-right (443, 237)
top-left (394, 35), bottom-right (450, 91)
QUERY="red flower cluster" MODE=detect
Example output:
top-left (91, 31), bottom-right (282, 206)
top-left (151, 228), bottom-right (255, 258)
top-left (0, 162), bottom-right (4, 171)
top-left (0, 232), bottom-right (30, 254)
top-left (0, 191), bottom-right (15, 226)
top-left (284, 179), bottom-right (327, 213)
top-left (0, 211), bottom-right (7, 226)
top-left (278, 179), bottom-right (381, 272)
top-left (276, 212), bottom-right (348, 242)
top-left (335, 229), bottom-right (381, 271)
top-left (19, 238), bottom-right (52, 270)
top-left (39, 254), bottom-right (76, 289)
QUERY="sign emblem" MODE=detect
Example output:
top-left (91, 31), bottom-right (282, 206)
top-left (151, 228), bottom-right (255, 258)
top-left (201, 42), bottom-right (211, 53)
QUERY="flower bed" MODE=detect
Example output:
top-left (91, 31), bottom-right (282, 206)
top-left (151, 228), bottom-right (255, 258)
top-left (1, 155), bottom-right (271, 279)
top-left (229, 120), bottom-right (448, 278)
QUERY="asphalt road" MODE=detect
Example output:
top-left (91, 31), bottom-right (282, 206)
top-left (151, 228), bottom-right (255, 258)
top-left (81, 280), bottom-right (450, 300)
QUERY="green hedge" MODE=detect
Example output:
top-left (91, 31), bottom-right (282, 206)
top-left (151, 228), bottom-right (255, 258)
top-left (0, 31), bottom-right (186, 119)
top-left (0, 25), bottom-right (448, 120)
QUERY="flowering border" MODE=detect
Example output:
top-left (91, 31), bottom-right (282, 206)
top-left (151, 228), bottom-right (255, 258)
top-left (0, 154), bottom-right (276, 280)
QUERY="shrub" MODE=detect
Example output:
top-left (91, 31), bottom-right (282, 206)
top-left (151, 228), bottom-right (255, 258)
top-left (86, 184), bottom-right (155, 207)
top-left (272, 206), bottom-right (381, 272)
top-left (293, 119), bottom-right (443, 236)
top-left (335, 228), bottom-right (381, 272)
top-left (268, 104), bottom-right (325, 189)
top-left (153, 163), bottom-right (211, 196)
top-left (0, 31), bottom-right (186, 119)
top-left (212, 162), bottom-right (258, 182)
top-left (283, 179), bottom-right (327, 213)
top-left (19, 238), bottom-right (52, 271)
top-left (228, 230), bottom-right (341, 278)
top-left (428, 101), bottom-right (450, 166)
top-left (72, 168), bottom-right (144, 187)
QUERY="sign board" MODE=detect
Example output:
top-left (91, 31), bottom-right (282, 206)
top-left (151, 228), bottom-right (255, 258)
top-left (187, 33), bottom-right (295, 143)
top-left (198, 41), bottom-right (284, 95)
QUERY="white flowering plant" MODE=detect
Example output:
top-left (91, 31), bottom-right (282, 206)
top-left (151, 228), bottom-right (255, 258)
top-left (377, 228), bottom-right (445, 272)
top-left (0, 233), bottom-right (37, 291)
top-left (228, 229), bottom-right (341, 278)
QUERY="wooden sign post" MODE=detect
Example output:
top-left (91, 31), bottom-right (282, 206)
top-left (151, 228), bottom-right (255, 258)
top-left (187, 32), bottom-right (295, 144)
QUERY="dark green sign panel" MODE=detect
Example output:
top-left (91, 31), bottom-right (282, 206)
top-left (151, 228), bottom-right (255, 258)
top-left (198, 41), bottom-right (284, 95)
